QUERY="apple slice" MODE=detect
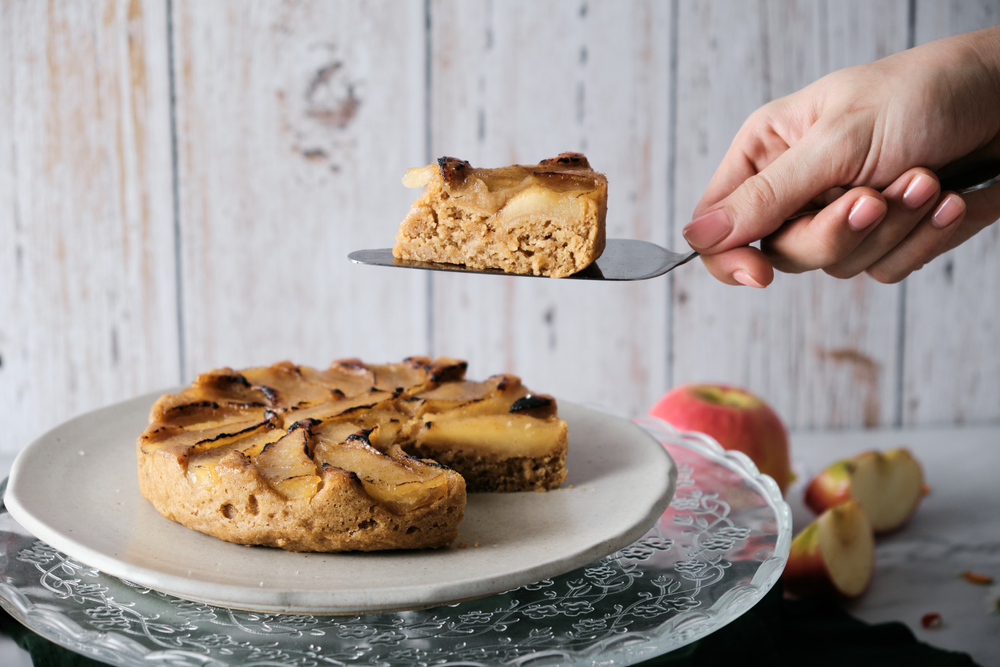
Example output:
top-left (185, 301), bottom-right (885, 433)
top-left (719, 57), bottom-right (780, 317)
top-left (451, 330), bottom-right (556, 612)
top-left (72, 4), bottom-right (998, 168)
top-left (241, 361), bottom-right (340, 409)
top-left (254, 425), bottom-right (321, 499)
top-left (186, 424), bottom-right (285, 487)
top-left (299, 362), bottom-right (376, 399)
top-left (804, 448), bottom-right (925, 533)
top-left (283, 389), bottom-right (396, 424)
top-left (314, 430), bottom-right (450, 512)
top-left (783, 500), bottom-right (875, 598)
top-left (149, 391), bottom-right (268, 428)
top-left (408, 374), bottom-right (530, 419)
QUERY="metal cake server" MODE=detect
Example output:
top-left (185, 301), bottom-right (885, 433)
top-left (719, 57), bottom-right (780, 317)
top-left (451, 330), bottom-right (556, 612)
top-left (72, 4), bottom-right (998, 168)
top-left (349, 162), bottom-right (1000, 282)
top-left (348, 240), bottom-right (698, 281)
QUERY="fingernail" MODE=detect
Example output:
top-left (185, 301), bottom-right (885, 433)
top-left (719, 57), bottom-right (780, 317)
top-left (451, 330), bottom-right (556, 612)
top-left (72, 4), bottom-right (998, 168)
top-left (848, 196), bottom-right (886, 231)
top-left (733, 269), bottom-right (765, 288)
top-left (902, 173), bottom-right (937, 209)
top-left (683, 208), bottom-right (732, 249)
top-left (931, 194), bottom-right (965, 228)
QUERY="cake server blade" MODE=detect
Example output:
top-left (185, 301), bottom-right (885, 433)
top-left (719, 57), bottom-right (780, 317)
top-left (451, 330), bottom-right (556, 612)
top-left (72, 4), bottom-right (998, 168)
top-left (348, 239), bottom-right (699, 281)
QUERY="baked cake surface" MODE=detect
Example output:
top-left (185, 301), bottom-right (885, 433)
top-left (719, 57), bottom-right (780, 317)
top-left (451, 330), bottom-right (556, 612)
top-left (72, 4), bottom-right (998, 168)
top-left (137, 357), bottom-right (568, 552)
top-left (393, 152), bottom-right (607, 278)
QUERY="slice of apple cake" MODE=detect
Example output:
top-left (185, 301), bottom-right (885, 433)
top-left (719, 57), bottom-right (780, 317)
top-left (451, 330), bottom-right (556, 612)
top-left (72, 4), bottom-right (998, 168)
top-left (393, 152), bottom-right (607, 278)
top-left (137, 357), bottom-right (568, 552)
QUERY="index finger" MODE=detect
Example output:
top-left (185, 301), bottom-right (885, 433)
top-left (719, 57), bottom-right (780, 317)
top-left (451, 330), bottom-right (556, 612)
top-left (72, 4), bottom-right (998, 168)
top-left (693, 94), bottom-right (820, 216)
top-left (685, 119), bottom-right (862, 254)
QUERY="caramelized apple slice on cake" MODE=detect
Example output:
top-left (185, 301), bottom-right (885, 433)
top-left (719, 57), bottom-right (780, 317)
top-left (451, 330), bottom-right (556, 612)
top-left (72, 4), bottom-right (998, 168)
top-left (254, 423), bottom-right (322, 499)
top-left (315, 427), bottom-right (452, 513)
top-left (367, 356), bottom-right (468, 394)
top-left (299, 362), bottom-right (377, 398)
top-left (414, 374), bottom-right (516, 411)
top-left (148, 392), bottom-right (269, 429)
top-left (186, 421), bottom-right (286, 488)
top-left (241, 362), bottom-right (342, 409)
top-left (139, 416), bottom-right (276, 460)
top-left (281, 389), bottom-right (397, 424)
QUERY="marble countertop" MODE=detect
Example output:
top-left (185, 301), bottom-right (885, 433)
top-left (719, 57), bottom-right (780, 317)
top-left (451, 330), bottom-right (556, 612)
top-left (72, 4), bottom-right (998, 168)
top-left (787, 424), bottom-right (999, 667)
top-left (1, 423), bottom-right (997, 666)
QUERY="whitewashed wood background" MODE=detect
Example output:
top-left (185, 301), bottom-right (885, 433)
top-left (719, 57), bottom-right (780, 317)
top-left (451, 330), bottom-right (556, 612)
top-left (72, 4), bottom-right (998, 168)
top-left (2, 0), bottom-right (999, 457)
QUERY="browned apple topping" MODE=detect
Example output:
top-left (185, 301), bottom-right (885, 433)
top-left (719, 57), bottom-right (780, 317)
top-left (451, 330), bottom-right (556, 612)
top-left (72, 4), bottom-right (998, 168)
top-left (315, 429), bottom-right (449, 513)
top-left (137, 356), bottom-right (567, 551)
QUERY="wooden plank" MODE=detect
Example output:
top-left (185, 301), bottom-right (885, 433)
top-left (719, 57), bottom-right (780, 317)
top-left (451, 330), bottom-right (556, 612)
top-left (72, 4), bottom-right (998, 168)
top-left (671, 0), bottom-right (910, 430)
top-left (903, 1), bottom-right (1000, 425)
top-left (0, 0), bottom-right (177, 456)
top-left (427, 0), bottom-right (673, 417)
top-left (172, 0), bottom-right (428, 377)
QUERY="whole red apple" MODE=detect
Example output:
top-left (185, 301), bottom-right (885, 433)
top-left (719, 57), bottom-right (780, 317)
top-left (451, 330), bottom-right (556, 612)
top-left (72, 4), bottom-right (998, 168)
top-left (649, 384), bottom-right (791, 494)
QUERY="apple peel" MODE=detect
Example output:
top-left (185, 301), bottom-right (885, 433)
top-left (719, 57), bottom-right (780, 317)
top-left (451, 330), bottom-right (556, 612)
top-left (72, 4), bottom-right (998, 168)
top-left (921, 612), bottom-right (943, 629)
top-left (960, 571), bottom-right (995, 585)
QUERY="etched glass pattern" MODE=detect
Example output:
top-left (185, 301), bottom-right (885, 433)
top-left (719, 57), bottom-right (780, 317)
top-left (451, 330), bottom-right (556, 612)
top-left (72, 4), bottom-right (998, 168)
top-left (0, 418), bottom-right (791, 666)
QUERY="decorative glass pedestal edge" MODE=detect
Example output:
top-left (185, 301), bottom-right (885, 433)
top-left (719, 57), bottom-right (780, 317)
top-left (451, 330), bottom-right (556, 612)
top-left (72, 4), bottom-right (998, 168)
top-left (0, 417), bottom-right (791, 667)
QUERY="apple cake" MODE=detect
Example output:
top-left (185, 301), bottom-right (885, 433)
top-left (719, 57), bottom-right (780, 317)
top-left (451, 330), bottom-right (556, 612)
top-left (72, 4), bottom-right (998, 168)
top-left (393, 152), bottom-right (607, 278)
top-left (137, 357), bottom-right (568, 552)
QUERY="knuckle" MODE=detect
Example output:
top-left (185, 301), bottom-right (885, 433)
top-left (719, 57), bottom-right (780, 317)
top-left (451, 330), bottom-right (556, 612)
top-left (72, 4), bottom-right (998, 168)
top-left (738, 172), bottom-right (781, 217)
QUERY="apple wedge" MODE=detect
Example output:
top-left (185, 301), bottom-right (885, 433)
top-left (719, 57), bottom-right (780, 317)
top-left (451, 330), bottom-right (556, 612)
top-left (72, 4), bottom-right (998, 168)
top-left (804, 448), bottom-right (925, 533)
top-left (783, 500), bottom-right (875, 598)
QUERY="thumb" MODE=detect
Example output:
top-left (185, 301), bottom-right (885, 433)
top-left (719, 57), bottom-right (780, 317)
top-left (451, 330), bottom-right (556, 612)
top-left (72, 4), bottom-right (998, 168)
top-left (684, 129), bottom-right (856, 254)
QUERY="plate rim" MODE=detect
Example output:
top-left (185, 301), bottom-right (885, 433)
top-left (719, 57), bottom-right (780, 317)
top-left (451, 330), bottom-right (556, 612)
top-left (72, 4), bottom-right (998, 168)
top-left (5, 391), bottom-right (676, 614)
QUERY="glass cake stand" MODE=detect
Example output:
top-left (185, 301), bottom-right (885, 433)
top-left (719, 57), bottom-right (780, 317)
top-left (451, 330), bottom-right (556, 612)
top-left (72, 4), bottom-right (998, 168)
top-left (0, 417), bottom-right (791, 667)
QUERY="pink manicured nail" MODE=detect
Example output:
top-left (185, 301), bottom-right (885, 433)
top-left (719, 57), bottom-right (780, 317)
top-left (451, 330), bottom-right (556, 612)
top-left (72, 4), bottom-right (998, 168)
top-left (733, 269), bottom-right (765, 288)
top-left (931, 194), bottom-right (965, 228)
top-left (902, 173), bottom-right (937, 209)
top-left (848, 196), bottom-right (886, 231)
top-left (683, 208), bottom-right (732, 249)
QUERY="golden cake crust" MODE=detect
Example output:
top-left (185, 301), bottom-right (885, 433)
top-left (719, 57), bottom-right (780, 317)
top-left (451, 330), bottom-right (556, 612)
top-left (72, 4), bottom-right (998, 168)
top-left (393, 152), bottom-right (607, 278)
top-left (138, 440), bottom-right (465, 552)
top-left (137, 357), bottom-right (568, 552)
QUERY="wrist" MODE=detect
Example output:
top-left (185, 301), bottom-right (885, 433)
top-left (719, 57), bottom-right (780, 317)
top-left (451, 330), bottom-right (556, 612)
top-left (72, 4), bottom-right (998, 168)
top-left (961, 27), bottom-right (1000, 160)
top-left (948, 27), bottom-right (1000, 103)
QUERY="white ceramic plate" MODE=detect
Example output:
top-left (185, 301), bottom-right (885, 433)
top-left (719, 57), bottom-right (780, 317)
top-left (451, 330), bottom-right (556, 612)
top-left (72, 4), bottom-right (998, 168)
top-left (5, 392), bottom-right (675, 614)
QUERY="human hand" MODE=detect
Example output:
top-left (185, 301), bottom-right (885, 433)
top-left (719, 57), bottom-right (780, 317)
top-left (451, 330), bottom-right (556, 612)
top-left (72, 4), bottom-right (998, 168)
top-left (685, 26), bottom-right (1000, 287)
